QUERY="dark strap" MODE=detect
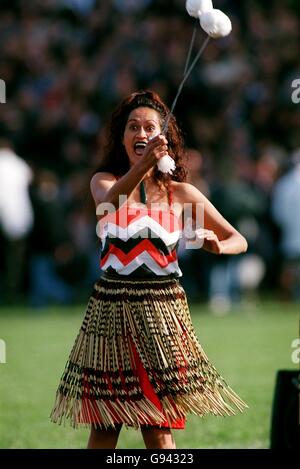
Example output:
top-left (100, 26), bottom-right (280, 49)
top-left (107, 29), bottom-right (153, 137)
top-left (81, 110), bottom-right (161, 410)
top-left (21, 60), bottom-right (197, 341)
top-left (140, 181), bottom-right (147, 204)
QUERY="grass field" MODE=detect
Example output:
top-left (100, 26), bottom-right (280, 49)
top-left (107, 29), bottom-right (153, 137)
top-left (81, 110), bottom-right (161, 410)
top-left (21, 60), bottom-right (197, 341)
top-left (0, 298), bottom-right (298, 449)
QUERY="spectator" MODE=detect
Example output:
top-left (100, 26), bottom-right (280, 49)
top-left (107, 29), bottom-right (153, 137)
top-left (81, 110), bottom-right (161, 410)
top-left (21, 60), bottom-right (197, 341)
top-left (271, 150), bottom-right (300, 300)
top-left (28, 169), bottom-right (74, 307)
top-left (0, 139), bottom-right (33, 303)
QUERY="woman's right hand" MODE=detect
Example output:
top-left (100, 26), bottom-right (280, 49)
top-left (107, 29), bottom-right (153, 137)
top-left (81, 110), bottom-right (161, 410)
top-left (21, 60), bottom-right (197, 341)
top-left (141, 134), bottom-right (169, 170)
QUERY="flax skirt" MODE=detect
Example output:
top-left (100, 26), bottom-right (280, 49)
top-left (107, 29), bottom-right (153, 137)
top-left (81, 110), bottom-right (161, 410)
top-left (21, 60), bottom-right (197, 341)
top-left (50, 273), bottom-right (248, 430)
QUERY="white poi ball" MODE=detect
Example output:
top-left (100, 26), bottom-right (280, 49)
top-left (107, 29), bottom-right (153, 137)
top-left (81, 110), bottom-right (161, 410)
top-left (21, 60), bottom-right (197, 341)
top-left (186, 0), bottom-right (213, 19)
top-left (157, 155), bottom-right (176, 174)
top-left (199, 9), bottom-right (232, 38)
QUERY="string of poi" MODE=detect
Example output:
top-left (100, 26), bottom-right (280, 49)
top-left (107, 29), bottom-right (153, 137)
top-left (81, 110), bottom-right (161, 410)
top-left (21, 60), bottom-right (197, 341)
top-left (155, 0), bottom-right (232, 175)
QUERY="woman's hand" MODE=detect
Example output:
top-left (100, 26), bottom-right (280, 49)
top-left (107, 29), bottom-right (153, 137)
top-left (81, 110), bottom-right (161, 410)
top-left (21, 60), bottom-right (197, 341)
top-left (91, 135), bottom-right (170, 210)
top-left (175, 182), bottom-right (248, 255)
top-left (140, 134), bottom-right (169, 170)
top-left (195, 228), bottom-right (223, 255)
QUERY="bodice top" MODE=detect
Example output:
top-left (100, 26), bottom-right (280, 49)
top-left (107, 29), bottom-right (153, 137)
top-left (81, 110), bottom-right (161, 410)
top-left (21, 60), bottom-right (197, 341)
top-left (99, 190), bottom-right (182, 278)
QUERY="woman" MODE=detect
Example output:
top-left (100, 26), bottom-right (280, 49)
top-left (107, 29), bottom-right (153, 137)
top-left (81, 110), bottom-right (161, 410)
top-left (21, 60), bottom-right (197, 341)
top-left (50, 90), bottom-right (248, 449)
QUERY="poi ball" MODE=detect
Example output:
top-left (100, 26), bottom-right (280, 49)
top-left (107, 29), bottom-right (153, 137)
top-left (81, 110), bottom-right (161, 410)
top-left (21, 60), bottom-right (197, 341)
top-left (157, 155), bottom-right (176, 174)
top-left (199, 9), bottom-right (232, 38)
top-left (186, 0), bottom-right (213, 19)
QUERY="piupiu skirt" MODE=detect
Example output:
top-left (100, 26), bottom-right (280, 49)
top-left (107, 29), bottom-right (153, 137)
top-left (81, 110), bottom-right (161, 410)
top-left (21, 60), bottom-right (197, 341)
top-left (50, 273), bottom-right (248, 430)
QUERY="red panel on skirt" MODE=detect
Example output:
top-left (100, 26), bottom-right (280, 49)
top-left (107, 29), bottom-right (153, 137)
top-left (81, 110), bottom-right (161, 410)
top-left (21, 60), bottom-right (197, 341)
top-left (80, 340), bottom-right (186, 429)
top-left (131, 341), bottom-right (186, 429)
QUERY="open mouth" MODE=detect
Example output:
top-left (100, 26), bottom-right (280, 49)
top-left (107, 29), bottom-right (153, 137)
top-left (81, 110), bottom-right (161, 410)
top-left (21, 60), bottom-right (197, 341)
top-left (134, 141), bottom-right (147, 156)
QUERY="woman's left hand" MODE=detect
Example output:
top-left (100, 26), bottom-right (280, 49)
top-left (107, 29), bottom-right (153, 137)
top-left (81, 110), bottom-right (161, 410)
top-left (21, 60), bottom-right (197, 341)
top-left (194, 228), bottom-right (223, 255)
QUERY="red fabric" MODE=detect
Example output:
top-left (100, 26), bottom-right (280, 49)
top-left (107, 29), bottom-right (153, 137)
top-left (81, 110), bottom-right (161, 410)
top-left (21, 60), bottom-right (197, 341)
top-left (100, 240), bottom-right (178, 268)
top-left (80, 342), bottom-right (186, 429)
top-left (130, 341), bottom-right (186, 429)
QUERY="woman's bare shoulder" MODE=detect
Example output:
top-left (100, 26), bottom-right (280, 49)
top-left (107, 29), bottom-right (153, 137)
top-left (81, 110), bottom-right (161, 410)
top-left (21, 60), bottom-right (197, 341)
top-left (90, 172), bottom-right (116, 189)
top-left (90, 172), bottom-right (116, 185)
top-left (90, 172), bottom-right (117, 203)
top-left (170, 180), bottom-right (205, 202)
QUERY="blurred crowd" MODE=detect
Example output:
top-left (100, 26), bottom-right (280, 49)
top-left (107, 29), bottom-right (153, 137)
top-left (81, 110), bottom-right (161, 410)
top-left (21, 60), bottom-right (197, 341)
top-left (0, 0), bottom-right (300, 310)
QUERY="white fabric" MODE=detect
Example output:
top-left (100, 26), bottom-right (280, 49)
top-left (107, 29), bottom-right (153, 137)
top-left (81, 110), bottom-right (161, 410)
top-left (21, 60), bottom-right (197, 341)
top-left (100, 217), bottom-right (181, 247)
top-left (0, 148), bottom-right (33, 239)
top-left (102, 253), bottom-right (182, 277)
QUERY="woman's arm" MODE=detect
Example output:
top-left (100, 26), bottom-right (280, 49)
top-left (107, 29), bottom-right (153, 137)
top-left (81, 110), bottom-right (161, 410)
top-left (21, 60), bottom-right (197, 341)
top-left (90, 134), bottom-right (168, 208)
top-left (177, 182), bottom-right (248, 255)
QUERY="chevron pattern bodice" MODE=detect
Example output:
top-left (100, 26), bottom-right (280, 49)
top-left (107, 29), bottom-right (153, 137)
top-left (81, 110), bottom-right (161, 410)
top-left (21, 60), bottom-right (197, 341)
top-left (99, 204), bottom-right (182, 277)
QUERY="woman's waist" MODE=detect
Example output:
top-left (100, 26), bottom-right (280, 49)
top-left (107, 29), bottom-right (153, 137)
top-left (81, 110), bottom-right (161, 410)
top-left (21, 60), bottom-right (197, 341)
top-left (100, 242), bottom-right (181, 273)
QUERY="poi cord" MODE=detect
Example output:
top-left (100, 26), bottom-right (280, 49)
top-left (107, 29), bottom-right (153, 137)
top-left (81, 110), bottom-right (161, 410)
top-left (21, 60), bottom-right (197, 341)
top-left (157, 2), bottom-right (232, 172)
top-left (162, 34), bottom-right (210, 135)
top-left (183, 19), bottom-right (198, 77)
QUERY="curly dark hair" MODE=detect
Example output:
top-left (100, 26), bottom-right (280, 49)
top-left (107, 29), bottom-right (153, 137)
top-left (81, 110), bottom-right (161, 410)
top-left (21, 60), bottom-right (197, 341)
top-left (95, 90), bottom-right (187, 184)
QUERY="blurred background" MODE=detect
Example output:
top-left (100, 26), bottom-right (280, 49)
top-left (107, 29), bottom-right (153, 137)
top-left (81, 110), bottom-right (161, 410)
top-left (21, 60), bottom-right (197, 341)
top-left (0, 0), bottom-right (299, 449)
top-left (1, 0), bottom-right (300, 310)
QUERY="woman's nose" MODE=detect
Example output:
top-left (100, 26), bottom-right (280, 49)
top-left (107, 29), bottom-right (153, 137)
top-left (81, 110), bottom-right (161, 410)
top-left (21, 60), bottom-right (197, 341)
top-left (136, 127), bottom-right (147, 138)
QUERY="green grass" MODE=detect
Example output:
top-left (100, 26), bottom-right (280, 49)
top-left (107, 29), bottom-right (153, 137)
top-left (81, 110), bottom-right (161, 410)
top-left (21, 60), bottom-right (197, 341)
top-left (0, 299), bottom-right (298, 449)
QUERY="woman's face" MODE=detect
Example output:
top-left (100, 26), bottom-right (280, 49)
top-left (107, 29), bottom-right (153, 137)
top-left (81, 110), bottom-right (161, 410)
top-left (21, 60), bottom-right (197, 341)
top-left (123, 107), bottom-right (162, 166)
